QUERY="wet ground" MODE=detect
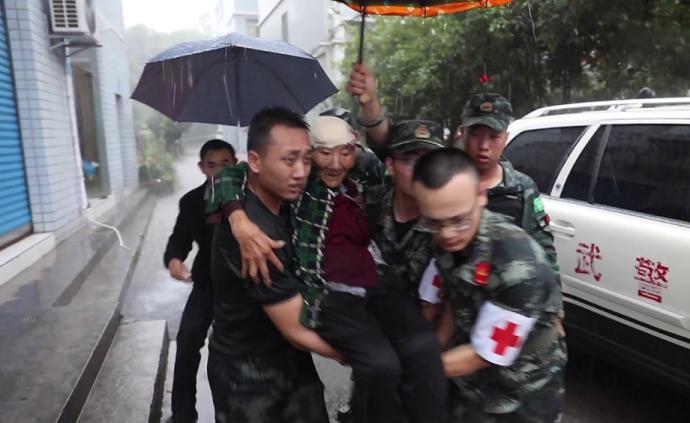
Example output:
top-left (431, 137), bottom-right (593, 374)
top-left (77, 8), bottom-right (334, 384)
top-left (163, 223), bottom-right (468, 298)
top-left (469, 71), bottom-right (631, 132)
top-left (564, 347), bottom-right (689, 422)
top-left (125, 144), bottom-right (690, 422)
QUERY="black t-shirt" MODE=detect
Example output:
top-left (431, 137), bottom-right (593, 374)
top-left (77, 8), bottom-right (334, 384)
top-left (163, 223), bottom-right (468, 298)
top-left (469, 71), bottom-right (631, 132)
top-left (394, 216), bottom-right (418, 243)
top-left (209, 191), bottom-right (300, 357)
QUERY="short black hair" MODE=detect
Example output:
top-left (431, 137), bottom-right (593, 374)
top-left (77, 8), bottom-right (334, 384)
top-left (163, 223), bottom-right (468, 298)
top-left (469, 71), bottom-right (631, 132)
top-left (413, 147), bottom-right (479, 189)
top-left (247, 107), bottom-right (309, 154)
top-left (199, 139), bottom-right (235, 161)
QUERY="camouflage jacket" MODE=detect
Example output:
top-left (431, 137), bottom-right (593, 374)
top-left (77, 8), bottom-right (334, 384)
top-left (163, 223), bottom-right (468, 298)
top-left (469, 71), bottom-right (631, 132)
top-left (435, 210), bottom-right (565, 416)
top-left (364, 186), bottom-right (434, 297)
top-left (488, 160), bottom-right (558, 272)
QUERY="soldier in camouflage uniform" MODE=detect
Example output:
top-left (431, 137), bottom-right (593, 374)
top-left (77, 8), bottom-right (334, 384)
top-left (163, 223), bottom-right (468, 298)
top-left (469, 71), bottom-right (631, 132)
top-left (460, 93), bottom-right (558, 270)
top-left (348, 65), bottom-right (557, 270)
top-left (412, 148), bottom-right (566, 422)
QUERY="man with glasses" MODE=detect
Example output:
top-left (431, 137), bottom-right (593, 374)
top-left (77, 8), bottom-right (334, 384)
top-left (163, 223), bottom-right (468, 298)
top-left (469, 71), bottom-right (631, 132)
top-left (412, 148), bottom-right (566, 422)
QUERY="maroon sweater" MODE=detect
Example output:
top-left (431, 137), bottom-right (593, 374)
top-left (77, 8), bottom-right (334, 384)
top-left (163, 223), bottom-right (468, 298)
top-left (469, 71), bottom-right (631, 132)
top-left (322, 183), bottom-right (379, 288)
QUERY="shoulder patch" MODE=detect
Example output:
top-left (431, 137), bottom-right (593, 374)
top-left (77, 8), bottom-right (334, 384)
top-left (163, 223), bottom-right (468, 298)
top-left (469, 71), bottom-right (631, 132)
top-left (533, 197), bottom-right (545, 215)
top-left (474, 262), bottom-right (491, 286)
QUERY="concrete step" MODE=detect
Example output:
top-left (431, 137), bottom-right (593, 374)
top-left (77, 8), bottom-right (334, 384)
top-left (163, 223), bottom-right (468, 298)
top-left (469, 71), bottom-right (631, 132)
top-left (0, 191), bottom-right (156, 423)
top-left (0, 190), bottom-right (149, 321)
top-left (0, 304), bottom-right (120, 423)
top-left (77, 320), bottom-right (169, 423)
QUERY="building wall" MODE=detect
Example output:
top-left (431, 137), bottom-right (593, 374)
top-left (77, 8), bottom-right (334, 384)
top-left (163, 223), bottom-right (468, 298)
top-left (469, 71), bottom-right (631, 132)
top-left (257, 0), bottom-right (356, 113)
top-left (258, 0), bottom-right (326, 51)
top-left (4, 0), bottom-right (84, 239)
top-left (3, 0), bottom-right (137, 242)
top-left (89, 0), bottom-right (138, 192)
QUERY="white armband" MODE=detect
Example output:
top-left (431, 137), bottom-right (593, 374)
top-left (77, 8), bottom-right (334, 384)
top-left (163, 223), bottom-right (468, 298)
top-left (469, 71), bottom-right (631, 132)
top-left (471, 301), bottom-right (536, 366)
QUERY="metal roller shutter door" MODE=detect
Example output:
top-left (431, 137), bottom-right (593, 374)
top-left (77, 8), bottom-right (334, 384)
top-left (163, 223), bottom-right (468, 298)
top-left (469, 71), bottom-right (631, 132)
top-left (0, 3), bottom-right (31, 247)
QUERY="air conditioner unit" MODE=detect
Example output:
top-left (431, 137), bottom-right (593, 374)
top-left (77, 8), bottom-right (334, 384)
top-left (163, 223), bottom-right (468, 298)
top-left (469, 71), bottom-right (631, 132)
top-left (48, 0), bottom-right (96, 36)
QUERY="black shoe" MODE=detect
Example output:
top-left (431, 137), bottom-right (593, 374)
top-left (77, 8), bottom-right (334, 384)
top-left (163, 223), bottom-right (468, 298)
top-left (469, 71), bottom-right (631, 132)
top-left (336, 403), bottom-right (352, 422)
top-left (165, 414), bottom-right (198, 423)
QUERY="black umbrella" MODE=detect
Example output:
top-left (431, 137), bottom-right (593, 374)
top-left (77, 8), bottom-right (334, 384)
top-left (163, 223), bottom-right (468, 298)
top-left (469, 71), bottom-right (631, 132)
top-left (132, 33), bottom-right (338, 126)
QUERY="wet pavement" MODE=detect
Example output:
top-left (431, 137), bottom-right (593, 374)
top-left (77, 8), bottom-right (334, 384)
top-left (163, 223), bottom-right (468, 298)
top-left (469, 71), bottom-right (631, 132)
top-left (120, 144), bottom-right (209, 421)
top-left (123, 143), bottom-right (689, 422)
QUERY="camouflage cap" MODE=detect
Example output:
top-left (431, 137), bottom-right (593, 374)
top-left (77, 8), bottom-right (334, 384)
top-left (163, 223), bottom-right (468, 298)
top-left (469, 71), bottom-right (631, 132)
top-left (387, 120), bottom-right (444, 154)
top-left (461, 93), bottom-right (513, 131)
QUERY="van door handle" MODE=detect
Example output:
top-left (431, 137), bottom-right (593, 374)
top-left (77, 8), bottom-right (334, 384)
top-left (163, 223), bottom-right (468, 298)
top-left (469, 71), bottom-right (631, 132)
top-left (550, 222), bottom-right (575, 237)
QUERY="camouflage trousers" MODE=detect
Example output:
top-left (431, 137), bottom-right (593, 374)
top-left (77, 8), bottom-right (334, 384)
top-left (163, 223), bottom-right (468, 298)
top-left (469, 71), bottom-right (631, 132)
top-left (450, 338), bottom-right (567, 423)
top-left (207, 347), bottom-right (329, 423)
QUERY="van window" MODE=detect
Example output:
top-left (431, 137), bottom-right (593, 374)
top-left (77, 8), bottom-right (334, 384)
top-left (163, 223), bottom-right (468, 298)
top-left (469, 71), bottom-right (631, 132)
top-left (504, 126), bottom-right (585, 193)
top-left (593, 124), bottom-right (690, 223)
top-left (561, 126), bottom-right (607, 202)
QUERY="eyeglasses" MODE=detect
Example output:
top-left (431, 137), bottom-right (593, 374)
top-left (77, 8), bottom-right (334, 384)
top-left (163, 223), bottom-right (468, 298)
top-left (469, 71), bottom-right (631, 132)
top-left (417, 201), bottom-right (478, 234)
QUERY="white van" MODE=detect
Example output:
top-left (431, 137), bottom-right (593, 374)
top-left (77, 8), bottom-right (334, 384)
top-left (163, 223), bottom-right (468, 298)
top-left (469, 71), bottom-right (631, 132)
top-left (504, 98), bottom-right (690, 389)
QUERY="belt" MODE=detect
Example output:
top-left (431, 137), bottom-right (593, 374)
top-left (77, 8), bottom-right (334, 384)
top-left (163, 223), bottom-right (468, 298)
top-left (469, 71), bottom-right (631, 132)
top-left (326, 281), bottom-right (367, 297)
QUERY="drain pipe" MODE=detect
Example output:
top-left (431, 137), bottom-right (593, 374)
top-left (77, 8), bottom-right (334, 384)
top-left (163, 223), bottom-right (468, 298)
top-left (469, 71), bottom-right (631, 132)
top-left (63, 47), bottom-right (128, 249)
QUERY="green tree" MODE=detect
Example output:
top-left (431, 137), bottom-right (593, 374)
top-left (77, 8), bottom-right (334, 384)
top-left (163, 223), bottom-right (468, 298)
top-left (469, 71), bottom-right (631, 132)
top-left (337, 0), bottom-right (690, 127)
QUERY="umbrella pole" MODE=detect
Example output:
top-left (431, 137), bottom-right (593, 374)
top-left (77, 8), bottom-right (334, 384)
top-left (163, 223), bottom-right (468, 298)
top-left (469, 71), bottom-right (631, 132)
top-left (353, 1), bottom-right (369, 110)
top-left (357, 3), bottom-right (366, 64)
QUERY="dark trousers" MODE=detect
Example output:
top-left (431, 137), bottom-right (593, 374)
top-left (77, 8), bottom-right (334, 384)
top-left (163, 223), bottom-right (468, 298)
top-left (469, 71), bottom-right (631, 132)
top-left (367, 289), bottom-right (449, 423)
top-left (207, 347), bottom-right (329, 423)
top-left (317, 291), bottom-right (406, 423)
top-left (171, 282), bottom-right (214, 421)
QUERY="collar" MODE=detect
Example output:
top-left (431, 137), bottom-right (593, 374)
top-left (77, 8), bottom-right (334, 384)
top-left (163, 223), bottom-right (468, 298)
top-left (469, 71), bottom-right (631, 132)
top-left (376, 188), bottom-right (428, 247)
top-left (498, 159), bottom-right (521, 189)
top-left (377, 188), bottom-right (396, 228)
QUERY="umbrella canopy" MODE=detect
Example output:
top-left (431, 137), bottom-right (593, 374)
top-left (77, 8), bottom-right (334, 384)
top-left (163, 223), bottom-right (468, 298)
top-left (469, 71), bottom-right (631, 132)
top-left (334, 0), bottom-right (513, 17)
top-left (334, 0), bottom-right (513, 62)
top-left (132, 33), bottom-right (337, 126)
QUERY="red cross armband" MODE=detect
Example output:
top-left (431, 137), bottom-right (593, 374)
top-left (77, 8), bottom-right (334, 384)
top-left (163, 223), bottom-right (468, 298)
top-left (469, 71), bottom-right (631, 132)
top-left (471, 301), bottom-right (537, 366)
top-left (418, 259), bottom-right (442, 304)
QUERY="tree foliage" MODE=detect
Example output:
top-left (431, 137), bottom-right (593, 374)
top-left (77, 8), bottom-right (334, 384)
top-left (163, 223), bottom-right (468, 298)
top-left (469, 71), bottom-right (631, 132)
top-left (339, 0), bottom-right (690, 127)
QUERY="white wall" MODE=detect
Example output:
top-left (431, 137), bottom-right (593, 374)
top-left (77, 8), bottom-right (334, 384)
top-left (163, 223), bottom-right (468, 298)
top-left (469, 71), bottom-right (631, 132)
top-left (89, 1), bottom-right (138, 192)
top-left (4, 0), bottom-right (137, 241)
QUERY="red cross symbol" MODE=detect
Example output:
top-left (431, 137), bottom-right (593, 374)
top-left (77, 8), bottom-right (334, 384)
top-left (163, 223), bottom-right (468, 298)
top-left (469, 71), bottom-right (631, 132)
top-left (491, 321), bottom-right (521, 355)
top-left (432, 275), bottom-right (442, 288)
